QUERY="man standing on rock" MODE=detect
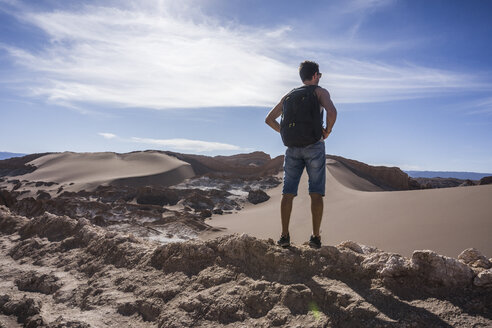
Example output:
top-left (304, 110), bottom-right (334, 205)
top-left (265, 60), bottom-right (337, 248)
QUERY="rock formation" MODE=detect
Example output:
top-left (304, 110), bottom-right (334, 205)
top-left (414, 177), bottom-right (479, 189)
top-left (0, 206), bottom-right (490, 327)
top-left (163, 151), bottom-right (283, 178)
top-left (247, 189), bottom-right (270, 204)
top-left (326, 155), bottom-right (412, 190)
top-left (479, 176), bottom-right (492, 185)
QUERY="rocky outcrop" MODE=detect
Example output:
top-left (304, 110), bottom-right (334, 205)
top-left (0, 190), bottom-right (16, 207)
top-left (326, 155), bottom-right (411, 190)
top-left (474, 269), bottom-right (492, 287)
top-left (247, 189), bottom-right (270, 204)
top-left (214, 151), bottom-right (273, 167)
top-left (411, 250), bottom-right (474, 287)
top-left (163, 151), bottom-right (284, 178)
top-left (479, 176), bottom-right (492, 185)
top-left (415, 177), bottom-right (478, 189)
top-left (0, 153), bottom-right (50, 177)
top-left (15, 271), bottom-right (61, 295)
top-left (0, 206), bottom-right (490, 327)
top-left (0, 172), bottom-right (280, 245)
top-left (136, 187), bottom-right (180, 206)
top-left (458, 248), bottom-right (492, 269)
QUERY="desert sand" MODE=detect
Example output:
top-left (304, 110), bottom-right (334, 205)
top-left (205, 159), bottom-right (492, 258)
top-left (19, 151), bottom-right (195, 192)
top-left (1, 151), bottom-right (491, 327)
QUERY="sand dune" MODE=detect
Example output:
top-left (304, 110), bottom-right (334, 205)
top-left (205, 158), bottom-right (492, 258)
top-left (18, 151), bottom-right (195, 191)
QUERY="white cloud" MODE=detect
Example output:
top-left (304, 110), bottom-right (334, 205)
top-left (2, 0), bottom-right (489, 109)
top-left (131, 137), bottom-right (241, 153)
top-left (342, 0), bottom-right (395, 13)
top-left (97, 132), bottom-right (243, 152)
top-left (4, 2), bottom-right (296, 109)
top-left (98, 132), bottom-right (117, 139)
top-left (466, 97), bottom-right (492, 115)
top-left (321, 58), bottom-right (484, 104)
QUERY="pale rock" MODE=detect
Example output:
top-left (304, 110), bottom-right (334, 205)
top-left (362, 252), bottom-right (411, 277)
top-left (411, 250), bottom-right (474, 287)
top-left (338, 240), bottom-right (363, 254)
top-left (458, 248), bottom-right (491, 269)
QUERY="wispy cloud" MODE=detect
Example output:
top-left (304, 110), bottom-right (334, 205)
top-left (98, 132), bottom-right (117, 139)
top-left (2, 0), bottom-right (488, 109)
top-left (131, 137), bottom-right (242, 152)
top-left (321, 58), bottom-right (484, 104)
top-left (342, 0), bottom-right (396, 14)
top-left (96, 132), bottom-right (242, 152)
top-left (467, 97), bottom-right (492, 115)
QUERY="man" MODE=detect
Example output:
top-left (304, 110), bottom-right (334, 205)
top-left (265, 60), bottom-right (337, 248)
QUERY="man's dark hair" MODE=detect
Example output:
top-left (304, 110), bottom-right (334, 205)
top-left (299, 61), bottom-right (319, 82)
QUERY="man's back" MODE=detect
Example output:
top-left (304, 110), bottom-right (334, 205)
top-left (280, 85), bottom-right (323, 148)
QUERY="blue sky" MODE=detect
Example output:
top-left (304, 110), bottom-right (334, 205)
top-left (1, 0), bottom-right (491, 172)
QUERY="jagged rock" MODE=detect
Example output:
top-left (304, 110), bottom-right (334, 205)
top-left (458, 248), bottom-right (491, 269)
top-left (183, 192), bottom-right (214, 210)
top-left (247, 189), bottom-right (270, 204)
top-left (200, 209), bottom-right (212, 218)
top-left (266, 305), bottom-right (290, 326)
top-left (220, 204), bottom-right (235, 211)
top-left (36, 190), bottom-right (51, 200)
top-left (19, 212), bottom-right (81, 242)
top-left (0, 295), bottom-right (40, 323)
top-left (1, 209), bottom-right (491, 327)
top-left (213, 208), bottom-right (223, 215)
top-left (15, 271), bottom-right (61, 295)
top-left (0, 190), bottom-right (17, 207)
top-left (11, 197), bottom-right (45, 217)
top-left (474, 269), bottom-right (492, 287)
top-left (411, 250), bottom-right (474, 286)
top-left (460, 179), bottom-right (476, 186)
top-left (41, 316), bottom-right (90, 328)
top-left (24, 314), bottom-right (45, 328)
top-left (92, 215), bottom-right (107, 227)
top-left (136, 187), bottom-right (179, 206)
top-left (479, 176), bottom-right (492, 185)
top-left (0, 206), bottom-right (29, 234)
top-left (362, 252), bottom-right (412, 278)
top-left (408, 178), bottom-right (421, 190)
top-left (326, 155), bottom-right (410, 190)
top-left (338, 240), bottom-right (363, 254)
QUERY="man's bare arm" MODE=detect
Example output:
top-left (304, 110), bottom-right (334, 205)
top-left (265, 98), bottom-right (284, 133)
top-left (317, 88), bottom-right (337, 138)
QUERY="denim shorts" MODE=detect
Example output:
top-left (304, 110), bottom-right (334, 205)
top-left (282, 140), bottom-right (326, 196)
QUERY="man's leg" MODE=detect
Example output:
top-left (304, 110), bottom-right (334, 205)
top-left (310, 193), bottom-right (323, 236)
top-left (281, 146), bottom-right (303, 240)
top-left (281, 194), bottom-right (295, 236)
top-left (304, 141), bottom-right (326, 242)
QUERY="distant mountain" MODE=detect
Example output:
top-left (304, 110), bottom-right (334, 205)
top-left (0, 152), bottom-right (27, 160)
top-left (405, 170), bottom-right (492, 180)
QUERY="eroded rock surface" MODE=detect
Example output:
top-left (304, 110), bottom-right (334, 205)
top-left (0, 206), bottom-right (490, 327)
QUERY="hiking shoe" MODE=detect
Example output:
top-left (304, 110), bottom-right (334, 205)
top-left (309, 235), bottom-right (321, 249)
top-left (277, 234), bottom-right (290, 248)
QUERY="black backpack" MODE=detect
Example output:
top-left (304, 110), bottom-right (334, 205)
top-left (280, 85), bottom-right (323, 147)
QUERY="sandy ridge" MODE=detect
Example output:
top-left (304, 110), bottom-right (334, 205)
top-left (206, 159), bottom-right (492, 258)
